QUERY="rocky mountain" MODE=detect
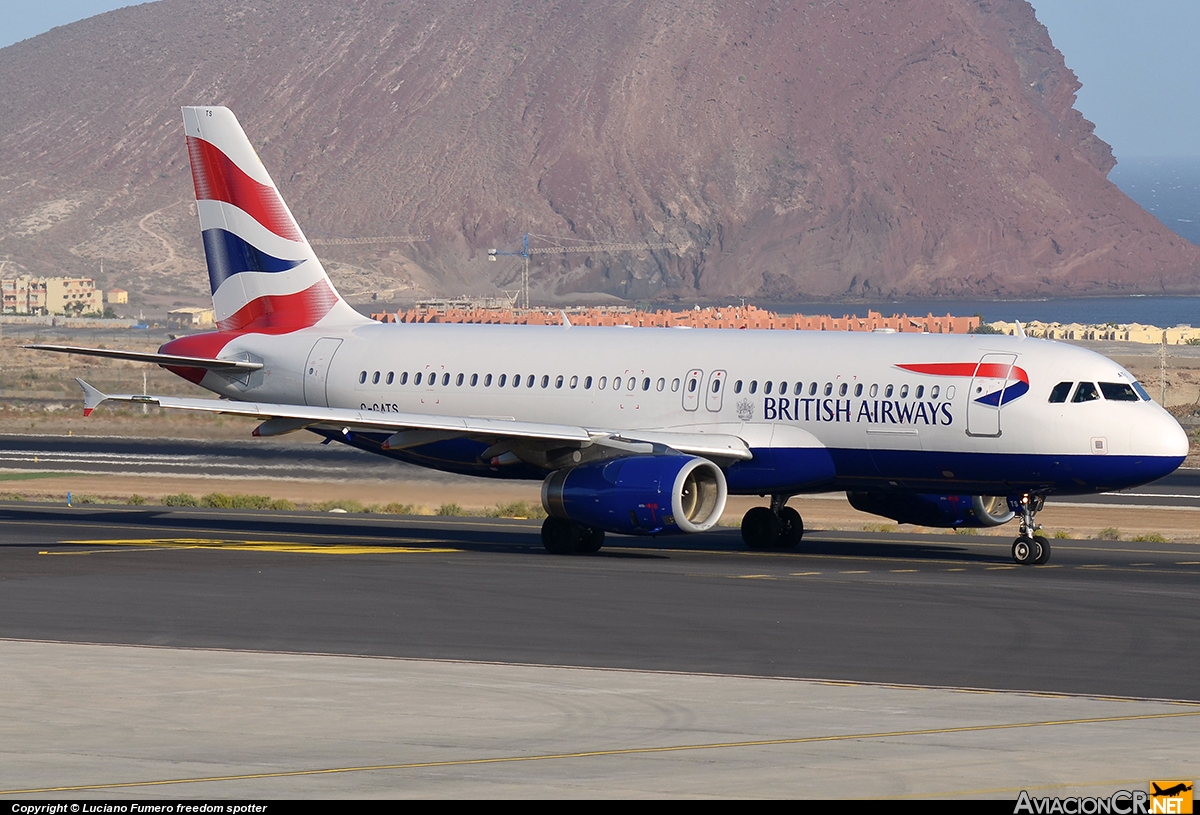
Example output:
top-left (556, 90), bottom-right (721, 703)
top-left (1, 0), bottom-right (1197, 308)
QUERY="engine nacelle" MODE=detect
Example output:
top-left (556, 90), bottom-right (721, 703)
top-left (542, 455), bottom-right (727, 535)
top-left (846, 491), bottom-right (1016, 528)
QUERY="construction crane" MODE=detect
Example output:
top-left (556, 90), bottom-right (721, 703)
top-left (309, 235), bottom-right (430, 246)
top-left (487, 233), bottom-right (679, 309)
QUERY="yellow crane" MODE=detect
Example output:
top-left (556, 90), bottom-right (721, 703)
top-left (488, 233), bottom-right (680, 309)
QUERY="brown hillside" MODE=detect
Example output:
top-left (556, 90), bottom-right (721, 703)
top-left (0, 0), bottom-right (1197, 307)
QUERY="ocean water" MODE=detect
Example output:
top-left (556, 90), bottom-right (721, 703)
top-left (1109, 157), bottom-right (1200, 247)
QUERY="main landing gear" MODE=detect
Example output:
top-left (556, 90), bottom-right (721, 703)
top-left (741, 494), bottom-right (804, 550)
top-left (541, 516), bottom-right (605, 555)
top-left (1010, 493), bottom-right (1050, 566)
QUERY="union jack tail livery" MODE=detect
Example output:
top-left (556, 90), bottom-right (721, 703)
top-left (182, 106), bottom-right (369, 334)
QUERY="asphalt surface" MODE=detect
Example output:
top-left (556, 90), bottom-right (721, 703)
top-left (2, 503), bottom-right (1198, 702)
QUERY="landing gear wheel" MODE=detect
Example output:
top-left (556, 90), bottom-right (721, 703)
top-left (542, 516), bottom-right (581, 554)
top-left (777, 507), bottom-right (804, 549)
top-left (577, 526), bottom-right (605, 554)
top-left (1012, 536), bottom-right (1036, 565)
top-left (741, 507), bottom-right (781, 550)
top-left (1032, 535), bottom-right (1051, 565)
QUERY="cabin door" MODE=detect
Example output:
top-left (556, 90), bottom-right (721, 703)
top-left (304, 337), bottom-right (343, 407)
top-left (966, 353), bottom-right (1017, 438)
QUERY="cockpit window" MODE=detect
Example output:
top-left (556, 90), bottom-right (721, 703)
top-left (1072, 382), bottom-right (1100, 403)
top-left (1132, 381), bottom-right (1152, 401)
top-left (1048, 381), bottom-right (1073, 403)
top-left (1099, 382), bottom-right (1140, 402)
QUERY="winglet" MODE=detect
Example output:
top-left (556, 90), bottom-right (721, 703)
top-left (75, 378), bottom-right (108, 417)
top-left (1015, 320), bottom-right (1027, 339)
top-left (561, 310), bottom-right (572, 329)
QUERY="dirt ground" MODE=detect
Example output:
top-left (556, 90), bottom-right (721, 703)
top-left (5, 472), bottom-right (1198, 544)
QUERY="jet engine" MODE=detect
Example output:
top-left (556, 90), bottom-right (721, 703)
top-left (846, 491), bottom-right (1015, 528)
top-left (542, 455), bottom-right (727, 535)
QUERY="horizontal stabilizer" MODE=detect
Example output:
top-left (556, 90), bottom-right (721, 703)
top-left (30, 344), bottom-right (263, 371)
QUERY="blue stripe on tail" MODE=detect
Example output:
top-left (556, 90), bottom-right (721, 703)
top-left (201, 228), bottom-right (304, 294)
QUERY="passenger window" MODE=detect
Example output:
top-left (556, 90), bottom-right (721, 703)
top-left (884, 384), bottom-right (893, 397)
top-left (1099, 382), bottom-right (1139, 402)
top-left (794, 382), bottom-right (803, 396)
top-left (838, 383), bottom-right (847, 397)
top-left (656, 378), bottom-right (665, 391)
top-left (869, 384), bottom-right (878, 397)
top-left (854, 383), bottom-right (863, 397)
top-left (372, 371), bottom-right (380, 385)
top-left (598, 376), bottom-right (607, 389)
top-left (1072, 382), bottom-right (1100, 403)
top-left (1048, 381), bottom-right (1073, 403)
top-left (399, 372), bottom-right (409, 385)
top-left (471, 373), bottom-right (478, 386)
top-left (823, 383), bottom-right (832, 396)
top-left (915, 385), bottom-right (924, 398)
top-left (386, 372), bottom-right (394, 385)
top-left (930, 385), bottom-right (939, 399)
top-left (643, 377), bottom-right (651, 391)
top-left (688, 378), bottom-right (698, 393)
top-left (485, 374), bottom-right (493, 386)
top-left (808, 383), bottom-right (817, 396)
top-left (498, 374), bottom-right (507, 387)
top-left (764, 381), bottom-right (773, 395)
top-left (359, 371), bottom-right (367, 384)
top-left (570, 376), bottom-right (578, 389)
top-left (541, 375), bottom-right (549, 388)
top-left (442, 373), bottom-right (450, 386)
top-left (671, 378), bottom-right (680, 392)
top-left (899, 385), bottom-right (908, 398)
top-left (556, 375), bottom-right (564, 389)
top-left (627, 377), bottom-right (636, 390)
top-left (749, 381), bottom-right (758, 394)
top-left (414, 372), bottom-right (423, 385)
top-left (711, 378), bottom-right (720, 393)
top-left (734, 380), bottom-right (743, 394)
top-left (584, 376), bottom-right (593, 389)
top-left (527, 375), bottom-right (535, 388)
top-left (456, 373), bottom-right (464, 386)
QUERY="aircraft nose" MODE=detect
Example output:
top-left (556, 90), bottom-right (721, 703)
top-left (1130, 410), bottom-right (1190, 462)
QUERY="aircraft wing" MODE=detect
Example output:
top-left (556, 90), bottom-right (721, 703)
top-left (74, 379), bottom-right (753, 461)
top-left (29, 344), bottom-right (262, 372)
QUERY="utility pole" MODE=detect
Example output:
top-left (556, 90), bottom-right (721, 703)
top-left (1161, 332), bottom-right (1168, 405)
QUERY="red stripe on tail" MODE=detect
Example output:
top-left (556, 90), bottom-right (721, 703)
top-left (216, 279), bottom-right (340, 334)
top-left (186, 136), bottom-right (304, 242)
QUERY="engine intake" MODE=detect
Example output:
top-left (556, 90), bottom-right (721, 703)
top-left (846, 491), bottom-right (1016, 528)
top-left (543, 455), bottom-right (727, 535)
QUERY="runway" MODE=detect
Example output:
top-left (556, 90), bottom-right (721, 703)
top-left (3, 504), bottom-right (1198, 797)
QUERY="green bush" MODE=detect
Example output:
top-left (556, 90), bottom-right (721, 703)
top-left (161, 493), bottom-right (200, 507)
top-left (486, 500), bottom-right (547, 519)
top-left (437, 503), bottom-right (464, 516)
top-left (1098, 527), bottom-right (1120, 541)
top-left (1052, 530), bottom-right (1071, 539)
top-left (366, 502), bottom-right (415, 515)
top-left (200, 493), bottom-right (282, 509)
top-left (126, 494), bottom-right (146, 505)
top-left (1132, 532), bottom-right (1168, 543)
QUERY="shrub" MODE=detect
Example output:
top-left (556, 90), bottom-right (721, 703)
top-left (1098, 527), bottom-right (1120, 540)
top-left (953, 527), bottom-right (977, 536)
top-left (75, 494), bottom-right (101, 505)
top-left (366, 502), bottom-right (415, 515)
top-left (1052, 530), bottom-right (1071, 539)
top-left (268, 498), bottom-right (296, 511)
top-left (487, 500), bottom-right (547, 519)
top-left (200, 493), bottom-right (281, 510)
top-left (161, 493), bottom-right (200, 507)
top-left (1132, 532), bottom-right (1168, 543)
top-left (437, 503), bottom-right (464, 516)
top-left (126, 494), bottom-right (146, 505)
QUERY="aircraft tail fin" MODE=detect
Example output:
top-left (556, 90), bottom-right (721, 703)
top-left (181, 106), bottom-right (370, 334)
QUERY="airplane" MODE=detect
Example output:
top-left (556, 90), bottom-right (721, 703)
top-left (32, 106), bottom-right (1189, 565)
top-left (1152, 783), bottom-right (1193, 798)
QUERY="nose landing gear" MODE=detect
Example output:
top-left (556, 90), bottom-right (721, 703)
top-left (741, 494), bottom-right (804, 550)
top-left (1010, 493), bottom-right (1050, 565)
